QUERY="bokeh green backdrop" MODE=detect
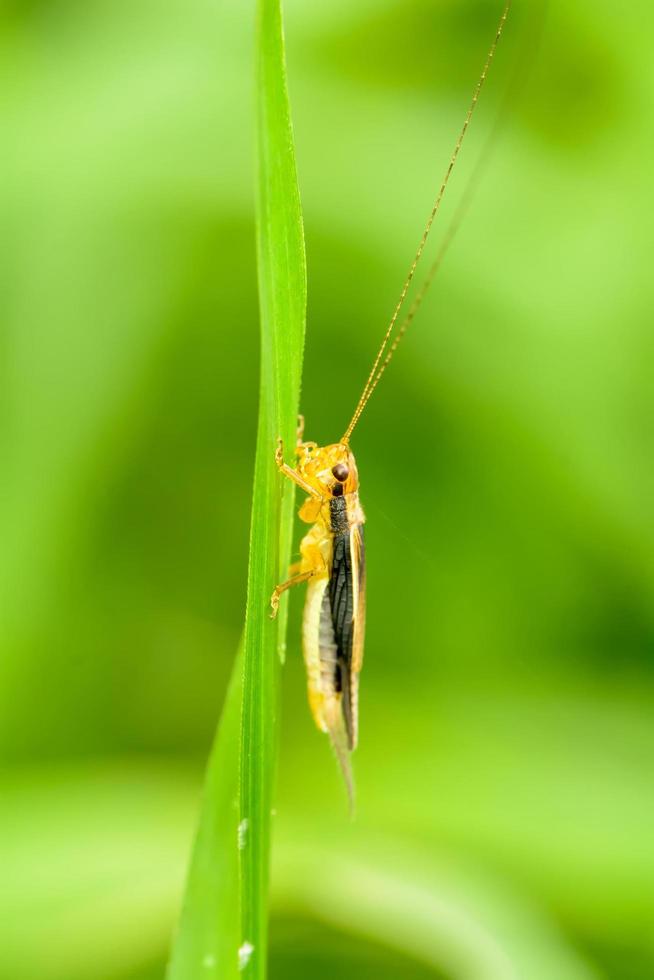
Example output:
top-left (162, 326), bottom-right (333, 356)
top-left (2, 1), bottom-right (653, 978)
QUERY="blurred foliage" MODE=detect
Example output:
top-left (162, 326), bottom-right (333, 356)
top-left (1, 0), bottom-right (653, 978)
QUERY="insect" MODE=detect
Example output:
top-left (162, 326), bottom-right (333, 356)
top-left (271, 1), bottom-right (512, 797)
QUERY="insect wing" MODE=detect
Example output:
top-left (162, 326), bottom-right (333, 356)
top-left (350, 524), bottom-right (366, 748)
top-left (329, 523), bottom-right (366, 749)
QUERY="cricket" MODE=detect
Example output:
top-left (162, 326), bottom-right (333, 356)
top-left (270, 1), bottom-right (512, 796)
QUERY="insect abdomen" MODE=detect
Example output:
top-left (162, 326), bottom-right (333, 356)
top-left (318, 587), bottom-right (339, 691)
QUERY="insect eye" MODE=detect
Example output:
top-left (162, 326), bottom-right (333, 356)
top-left (331, 463), bottom-right (349, 482)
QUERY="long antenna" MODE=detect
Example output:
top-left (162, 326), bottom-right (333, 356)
top-left (352, 0), bottom-right (547, 415)
top-left (341, 0), bottom-right (511, 445)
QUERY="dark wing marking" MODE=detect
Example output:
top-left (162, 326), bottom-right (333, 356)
top-left (329, 531), bottom-right (356, 747)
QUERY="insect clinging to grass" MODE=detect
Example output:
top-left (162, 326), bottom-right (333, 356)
top-left (270, 2), bottom-right (512, 796)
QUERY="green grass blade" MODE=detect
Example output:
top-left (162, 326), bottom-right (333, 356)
top-left (167, 0), bottom-right (306, 976)
top-left (241, 0), bottom-right (306, 974)
top-left (167, 649), bottom-right (243, 980)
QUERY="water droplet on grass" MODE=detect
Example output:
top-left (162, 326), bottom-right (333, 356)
top-left (238, 941), bottom-right (254, 971)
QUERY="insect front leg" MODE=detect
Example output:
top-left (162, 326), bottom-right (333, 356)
top-left (293, 415), bottom-right (317, 452)
top-left (275, 438), bottom-right (321, 499)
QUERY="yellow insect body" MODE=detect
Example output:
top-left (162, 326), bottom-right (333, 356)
top-left (272, 435), bottom-right (366, 796)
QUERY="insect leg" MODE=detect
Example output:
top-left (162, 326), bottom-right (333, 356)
top-left (270, 569), bottom-right (317, 619)
top-left (296, 414), bottom-right (305, 443)
top-left (275, 438), bottom-right (321, 499)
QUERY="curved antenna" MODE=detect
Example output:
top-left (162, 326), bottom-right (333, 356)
top-left (341, 0), bottom-right (511, 445)
top-left (349, 0), bottom-right (548, 414)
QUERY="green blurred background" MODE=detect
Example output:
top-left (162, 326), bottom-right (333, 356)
top-left (2, 0), bottom-right (653, 977)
